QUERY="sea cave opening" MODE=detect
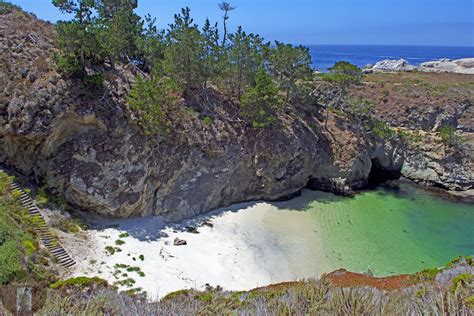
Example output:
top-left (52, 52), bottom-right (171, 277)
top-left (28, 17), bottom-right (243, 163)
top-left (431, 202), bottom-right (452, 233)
top-left (367, 158), bottom-right (402, 186)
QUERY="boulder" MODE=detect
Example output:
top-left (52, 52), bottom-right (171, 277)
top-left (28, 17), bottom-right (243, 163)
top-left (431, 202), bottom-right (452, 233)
top-left (370, 59), bottom-right (416, 72)
top-left (173, 238), bottom-right (187, 246)
top-left (419, 58), bottom-right (474, 74)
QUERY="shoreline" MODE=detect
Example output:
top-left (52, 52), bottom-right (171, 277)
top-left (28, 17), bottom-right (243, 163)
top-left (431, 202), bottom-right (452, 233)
top-left (60, 183), bottom-right (474, 300)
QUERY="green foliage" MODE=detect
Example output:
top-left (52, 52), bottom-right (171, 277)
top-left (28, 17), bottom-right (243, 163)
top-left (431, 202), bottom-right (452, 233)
top-left (202, 116), bottom-right (213, 126)
top-left (53, 52), bottom-right (84, 77)
top-left (0, 1), bottom-right (21, 14)
top-left (0, 174), bottom-right (24, 284)
top-left (162, 7), bottom-right (206, 93)
top-left (95, 0), bottom-right (142, 68)
top-left (466, 295), bottom-right (474, 309)
top-left (328, 61), bottom-right (362, 77)
top-left (269, 42), bottom-right (313, 103)
top-left (437, 125), bottom-right (464, 147)
top-left (0, 172), bottom-right (50, 285)
top-left (115, 239), bottom-right (125, 245)
top-left (225, 26), bottom-right (267, 99)
top-left (114, 277), bottom-right (136, 288)
top-left (416, 268), bottom-right (441, 281)
top-left (369, 120), bottom-right (394, 139)
top-left (447, 256), bottom-right (474, 267)
top-left (137, 14), bottom-right (165, 72)
top-left (105, 246), bottom-right (122, 255)
top-left (22, 239), bottom-right (37, 256)
top-left (84, 73), bottom-right (104, 90)
top-left (324, 61), bottom-right (362, 88)
top-left (451, 274), bottom-right (474, 294)
top-left (201, 18), bottom-right (221, 87)
top-left (241, 69), bottom-right (283, 128)
top-left (58, 218), bottom-right (81, 234)
top-left (0, 240), bottom-right (21, 284)
top-left (397, 129), bottom-right (423, 144)
top-left (139, 254), bottom-right (145, 261)
top-left (128, 76), bottom-right (179, 136)
top-left (36, 186), bottom-right (49, 207)
top-left (50, 276), bottom-right (108, 289)
top-left (118, 232), bottom-right (129, 238)
top-left (53, 0), bottom-right (97, 67)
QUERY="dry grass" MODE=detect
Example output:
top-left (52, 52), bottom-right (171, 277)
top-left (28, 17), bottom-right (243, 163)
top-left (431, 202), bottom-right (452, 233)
top-left (31, 273), bottom-right (474, 315)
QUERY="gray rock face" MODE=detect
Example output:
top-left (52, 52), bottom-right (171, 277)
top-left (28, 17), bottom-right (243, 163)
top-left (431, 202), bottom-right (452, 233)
top-left (365, 59), bottom-right (417, 73)
top-left (420, 58), bottom-right (474, 74)
top-left (0, 11), bottom-right (472, 221)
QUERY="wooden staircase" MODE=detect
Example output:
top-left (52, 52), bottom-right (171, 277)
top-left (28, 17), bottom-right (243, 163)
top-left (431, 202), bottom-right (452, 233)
top-left (9, 180), bottom-right (76, 268)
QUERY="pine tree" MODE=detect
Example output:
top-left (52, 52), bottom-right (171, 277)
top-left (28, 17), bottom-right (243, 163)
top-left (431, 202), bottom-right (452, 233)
top-left (241, 69), bottom-right (283, 128)
top-left (202, 19), bottom-right (220, 88)
top-left (269, 42), bottom-right (313, 103)
top-left (227, 27), bottom-right (267, 100)
top-left (163, 7), bottom-right (205, 94)
top-left (137, 14), bottom-right (166, 74)
top-left (95, 0), bottom-right (142, 68)
top-left (52, 0), bottom-right (96, 65)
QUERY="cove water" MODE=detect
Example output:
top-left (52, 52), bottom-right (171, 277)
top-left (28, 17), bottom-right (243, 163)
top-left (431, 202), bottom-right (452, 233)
top-left (258, 183), bottom-right (474, 277)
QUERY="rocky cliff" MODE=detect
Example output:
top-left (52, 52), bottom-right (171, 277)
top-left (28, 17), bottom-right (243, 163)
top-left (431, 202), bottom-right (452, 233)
top-left (0, 11), bottom-right (472, 221)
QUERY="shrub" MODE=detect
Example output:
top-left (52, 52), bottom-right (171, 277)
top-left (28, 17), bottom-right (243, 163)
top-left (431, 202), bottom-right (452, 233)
top-left (50, 277), bottom-right (108, 289)
top-left (36, 186), bottom-right (49, 207)
top-left (202, 116), bottom-right (213, 126)
top-left (369, 120), bottom-right (393, 139)
top-left (84, 73), bottom-right (104, 90)
top-left (437, 125), bottom-right (464, 147)
top-left (115, 239), bottom-right (125, 246)
top-left (53, 52), bottom-right (84, 77)
top-left (58, 218), bottom-right (80, 234)
top-left (324, 61), bottom-right (362, 88)
top-left (128, 76), bottom-right (179, 136)
top-left (22, 239), bottom-right (36, 256)
top-left (398, 129), bottom-right (422, 144)
top-left (0, 241), bottom-right (22, 284)
top-left (451, 274), bottom-right (474, 294)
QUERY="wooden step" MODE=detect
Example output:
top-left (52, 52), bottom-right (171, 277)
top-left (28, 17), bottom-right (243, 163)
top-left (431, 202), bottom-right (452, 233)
top-left (5, 175), bottom-right (75, 269)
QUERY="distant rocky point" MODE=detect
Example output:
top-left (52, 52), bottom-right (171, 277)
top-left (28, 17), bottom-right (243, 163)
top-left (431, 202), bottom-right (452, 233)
top-left (364, 58), bottom-right (474, 74)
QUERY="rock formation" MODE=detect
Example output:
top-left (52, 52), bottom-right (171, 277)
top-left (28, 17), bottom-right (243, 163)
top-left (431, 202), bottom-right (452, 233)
top-left (1, 11), bottom-right (472, 221)
top-left (364, 58), bottom-right (474, 74)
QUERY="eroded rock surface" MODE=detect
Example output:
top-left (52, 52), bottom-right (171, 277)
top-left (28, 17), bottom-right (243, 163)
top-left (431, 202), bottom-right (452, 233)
top-left (1, 11), bottom-right (472, 221)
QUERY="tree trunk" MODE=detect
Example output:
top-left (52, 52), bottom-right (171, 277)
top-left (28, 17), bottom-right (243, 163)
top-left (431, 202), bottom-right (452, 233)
top-left (222, 12), bottom-right (228, 47)
top-left (109, 54), bottom-right (116, 70)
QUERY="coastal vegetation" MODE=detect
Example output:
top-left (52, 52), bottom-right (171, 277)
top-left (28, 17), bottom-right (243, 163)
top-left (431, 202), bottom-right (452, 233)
top-left (3, 259), bottom-right (472, 315)
top-left (50, 0), bottom-right (315, 133)
top-left (0, 2), bottom-right (472, 314)
top-left (0, 172), bottom-right (54, 285)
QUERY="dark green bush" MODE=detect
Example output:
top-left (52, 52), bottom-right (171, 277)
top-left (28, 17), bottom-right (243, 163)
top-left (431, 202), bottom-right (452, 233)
top-left (84, 73), bottom-right (104, 90)
top-left (437, 125), bottom-right (464, 147)
top-left (241, 69), bottom-right (283, 128)
top-left (53, 52), bottom-right (84, 77)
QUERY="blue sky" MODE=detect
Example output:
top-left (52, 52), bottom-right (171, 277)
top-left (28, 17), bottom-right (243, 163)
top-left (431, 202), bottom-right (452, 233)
top-left (11, 0), bottom-right (474, 46)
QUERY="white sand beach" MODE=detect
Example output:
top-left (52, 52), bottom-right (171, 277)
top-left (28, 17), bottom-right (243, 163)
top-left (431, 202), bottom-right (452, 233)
top-left (63, 191), bottom-right (331, 299)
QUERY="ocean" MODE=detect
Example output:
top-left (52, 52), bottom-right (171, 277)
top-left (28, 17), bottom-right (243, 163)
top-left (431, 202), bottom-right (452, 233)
top-left (306, 45), bottom-right (474, 72)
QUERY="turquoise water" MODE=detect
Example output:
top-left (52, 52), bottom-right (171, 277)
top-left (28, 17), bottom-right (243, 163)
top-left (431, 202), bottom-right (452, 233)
top-left (268, 184), bottom-right (474, 276)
